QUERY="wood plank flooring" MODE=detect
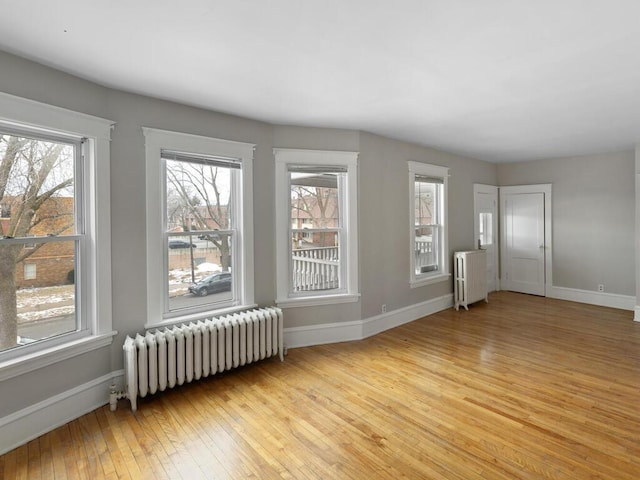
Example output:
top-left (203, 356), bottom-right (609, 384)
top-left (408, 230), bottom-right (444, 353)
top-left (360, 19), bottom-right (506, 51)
top-left (1, 291), bottom-right (639, 479)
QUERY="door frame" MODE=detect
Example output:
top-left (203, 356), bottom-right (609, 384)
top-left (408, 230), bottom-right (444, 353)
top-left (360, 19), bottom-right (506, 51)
top-left (473, 184), bottom-right (499, 292)
top-left (499, 184), bottom-right (553, 296)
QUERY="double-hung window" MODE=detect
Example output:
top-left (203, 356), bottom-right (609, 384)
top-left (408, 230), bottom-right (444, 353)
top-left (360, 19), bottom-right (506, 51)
top-left (409, 161), bottom-right (449, 286)
top-left (275, 149), bottom-right (359, 307)
top-left (0, 92), bottom-right (113, 378)
top-left (144, 129), bottom-right (254, 326)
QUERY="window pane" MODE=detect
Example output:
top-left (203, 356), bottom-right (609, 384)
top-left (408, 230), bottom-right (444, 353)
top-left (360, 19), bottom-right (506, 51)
top-left (291, 231), bottom-right (340, 292)
top-left (1, 240), bottom-right (77, 352)
top-left (167, 233), bottom-right (233, 311)
top-left (0, 133), bottom-right (76, 237)
top-left (165, 157), bottom-right (236, 312)
top-left (290, 172), bottom-right (340, 228)
top-left (415, 180), bottom-right (437, 226)
top-left (165, 158), bottom-right (232, 232)
top-left (0, 132), bottom-right (77, 352)
top-left (415, 226), bottom-right (439, 274)
top-left (479, 212), bottom-right (493, 246)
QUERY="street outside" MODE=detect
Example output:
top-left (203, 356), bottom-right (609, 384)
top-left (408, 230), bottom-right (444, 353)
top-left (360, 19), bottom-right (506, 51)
top-left (16, 267), bottom-right (229, 342)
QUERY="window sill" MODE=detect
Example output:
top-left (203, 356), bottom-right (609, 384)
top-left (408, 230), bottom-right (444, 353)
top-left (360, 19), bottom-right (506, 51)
top-left (146, 303), bottom-right (259, 330)
top-left (410, 273), bottom-right (451, 289)
top-left (0, 331), bottom-right (117, 382)
top-left (276, 293), bottom-right (360, 308)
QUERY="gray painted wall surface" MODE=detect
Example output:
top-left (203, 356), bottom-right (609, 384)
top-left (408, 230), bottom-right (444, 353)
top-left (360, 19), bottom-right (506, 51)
top-left (497, 151), bottom-right (635, 296)
top-left (0, 50), bottom-right (498, 420)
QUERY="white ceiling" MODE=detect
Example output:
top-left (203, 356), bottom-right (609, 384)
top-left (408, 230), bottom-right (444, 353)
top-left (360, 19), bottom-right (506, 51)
top-left (1, 1), bottom-right (640, 162)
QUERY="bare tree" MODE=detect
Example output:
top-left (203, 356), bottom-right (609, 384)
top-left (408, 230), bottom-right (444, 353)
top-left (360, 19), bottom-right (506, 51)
top-left (0, 135), bottom-right (73, 350)
top-left (166, 161), bottom-right (232, 271)
top-left (291, 179), bottom-right (339, 250)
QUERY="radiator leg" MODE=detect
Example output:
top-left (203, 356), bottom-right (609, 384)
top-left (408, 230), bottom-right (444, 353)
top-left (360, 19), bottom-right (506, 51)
top-left (109, 384), bottom-right (130, 412)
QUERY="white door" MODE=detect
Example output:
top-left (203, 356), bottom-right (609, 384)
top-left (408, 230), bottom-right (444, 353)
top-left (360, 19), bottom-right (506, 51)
top-left (501, 185), bottom-right (551, 296)
top-left (474, 184), bottom-right (498, 292)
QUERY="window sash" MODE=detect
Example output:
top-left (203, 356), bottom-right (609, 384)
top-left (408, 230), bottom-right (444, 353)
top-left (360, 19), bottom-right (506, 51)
top-left (162, 156), bottom-right (239, 317)
top-left (0, 127), bottom-right (86, 358)
top-left (288, 170), bottom-right (345, 297)
top-left (409, 161), bottom-right (449, 285)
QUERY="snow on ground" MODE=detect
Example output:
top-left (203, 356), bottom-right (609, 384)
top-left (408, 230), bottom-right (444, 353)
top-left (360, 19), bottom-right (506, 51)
top-left (18, 306), bottom-right (75, 323)
top-left (16, 285), bottom-right (75, 323)
top-left (16, 264), bottom-right (223, 323)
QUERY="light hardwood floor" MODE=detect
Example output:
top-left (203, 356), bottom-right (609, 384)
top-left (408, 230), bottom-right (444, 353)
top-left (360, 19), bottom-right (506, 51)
top-left (1, 291), bottom-right (639, 479)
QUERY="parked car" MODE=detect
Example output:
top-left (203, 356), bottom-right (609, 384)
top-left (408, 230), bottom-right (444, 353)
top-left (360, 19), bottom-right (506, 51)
top-left (198, 233), bottom-right (220, 241)
top-left (188, 272), bottom-right (232, 296)
top-left (169, 240), bottom-right (196, 249)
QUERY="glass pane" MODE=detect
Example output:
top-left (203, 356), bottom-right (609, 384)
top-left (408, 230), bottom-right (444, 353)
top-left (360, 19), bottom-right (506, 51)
top-left (0, 240), bottom-right (77, 352)
top-left (290, 171), bottom-right (340, 229)
top-left (0, 132), bottom-right (77, 352)
top-left (165, 158), bottom-right (232, 233)
top-left (415, 180), bottom-right (436, 226)
top-left (479, 212), bottom-right (493, 246)
top-left (415, 226), bottom-right (439, 274)
top-left (0, 134), bottom-right (76, 238)
top-left (167, 233), bottom-right (233, 311)
top-left (291, 231), bottom-right (340, 292)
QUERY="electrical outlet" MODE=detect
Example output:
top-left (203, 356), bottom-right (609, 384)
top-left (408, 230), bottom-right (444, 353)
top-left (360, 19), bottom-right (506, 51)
top-left (382, 304), bottom-right (387, 313)
top-left (598, 284), bottom-right (604, 292)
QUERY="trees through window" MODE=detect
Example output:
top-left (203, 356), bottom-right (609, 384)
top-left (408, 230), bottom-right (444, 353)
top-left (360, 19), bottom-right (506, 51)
top-left (0, 129), bottom-right (81, 352)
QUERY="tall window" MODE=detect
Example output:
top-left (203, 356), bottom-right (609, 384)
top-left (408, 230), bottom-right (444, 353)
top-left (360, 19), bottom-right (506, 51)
top-left (163, 151), bottom-right (238, 313)
top-left (409, 162), bottom-right (449, 286)
top-left (144, 129), bottom-right (254, 325)
top-left (0, 130), bottom-right (80, 353)
top-left (275, 149), bottom-right (359, 306)
top-left (0, 92), bottom-right (113, 376)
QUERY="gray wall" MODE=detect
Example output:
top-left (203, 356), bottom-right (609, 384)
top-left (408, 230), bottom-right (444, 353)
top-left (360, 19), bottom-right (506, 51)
top-left (0, 49), bottom-right (498, 421)
top-left (497, 151), bottom-right (635, 296)
top-left (358, 133), bottom-right (497, 319)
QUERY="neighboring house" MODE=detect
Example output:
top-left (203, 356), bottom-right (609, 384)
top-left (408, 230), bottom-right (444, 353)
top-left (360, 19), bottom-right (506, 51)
top-left (0, 196), bottom-right (75, 288)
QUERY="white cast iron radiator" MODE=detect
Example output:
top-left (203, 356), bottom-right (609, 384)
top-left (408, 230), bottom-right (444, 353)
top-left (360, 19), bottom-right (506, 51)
top-left (113, 307), bottom-right (284, 411)
top-left (454, 250), bottom-right (488, 311)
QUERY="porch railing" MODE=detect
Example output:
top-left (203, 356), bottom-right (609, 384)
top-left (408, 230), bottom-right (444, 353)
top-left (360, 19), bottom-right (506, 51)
top-left (292, 246), bottom-right (339, 291)
top-left (415, 240), bottom-right (435, 272)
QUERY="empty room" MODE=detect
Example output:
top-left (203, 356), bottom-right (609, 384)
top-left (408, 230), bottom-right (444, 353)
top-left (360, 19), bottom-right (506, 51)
top-left (0, 1), bottom-right (638, 479)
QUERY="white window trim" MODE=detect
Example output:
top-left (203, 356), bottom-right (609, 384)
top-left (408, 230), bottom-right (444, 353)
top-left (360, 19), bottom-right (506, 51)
top-left (409, 161), bottom-right (450, 288)
top-left (143, 128), bottom-right (255, 329)
top-left (274, 148), bottom-right (359, 307)
top-left (0, 91), bottom-right (115, 381)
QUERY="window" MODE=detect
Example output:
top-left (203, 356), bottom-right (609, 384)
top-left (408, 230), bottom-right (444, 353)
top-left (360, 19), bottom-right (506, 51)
top-left (409, 162), bottom-right (449, 287)
top-left (23, 263), bottom-right (37, 280)
top-left (0, 92), bottom-right (113, 379)
top-left (144, 128), bottom-right (255, 326)
top-left (275, 149), bottom-right (359, 307)
top-left (479, 212), bottom-right (493, 247)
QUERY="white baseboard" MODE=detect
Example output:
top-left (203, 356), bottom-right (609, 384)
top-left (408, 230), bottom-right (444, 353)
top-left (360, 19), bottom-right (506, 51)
top-left (634, 306), bottom-right (640, 322)
top-left (284, 294), bottom-right (453, 349)
top-left (547, 286), bottom-right (635, 311)
top-left (0, 370), bottom-right (124, 456)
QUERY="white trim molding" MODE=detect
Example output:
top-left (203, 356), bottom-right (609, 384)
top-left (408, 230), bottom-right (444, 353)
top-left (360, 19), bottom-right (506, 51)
top-left (408, 161), bottom-right (450, 287)
top-left (634, 306), bottom-right (640, 322)
top-left (548, 286), bottom-right (635, 311)
top-left (284, 294), bottom-right (453, 349)
top-left (0, 370), bottom-right (123, 455)
top-left (143, 127), bottom-right (255, 325)
top-left (0, 91), bottom-right (114, 377)
top-left (274, 148), bottom-right (359, 305)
